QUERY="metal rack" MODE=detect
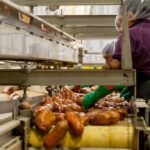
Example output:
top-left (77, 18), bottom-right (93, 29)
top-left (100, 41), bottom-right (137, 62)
top-left (11, 0), bottom-right (132, 69)
top-left (0, 69), bottom-right (136, 86)
top-left (38, 15), bottom-right (118, 39)
top-left (0, 0), bottom-right (79, 64)
top-left (21, 0), bottom-right (131, 69)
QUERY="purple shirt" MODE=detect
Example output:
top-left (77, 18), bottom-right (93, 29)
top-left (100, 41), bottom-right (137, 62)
top-left (113, 20), bottom-right (150, 76)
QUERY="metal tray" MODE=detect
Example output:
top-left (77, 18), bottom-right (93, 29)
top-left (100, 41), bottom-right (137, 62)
top-left (0, 113), bottom-right (13, 125)
top-left (0, 99), bottom-right (19, 114)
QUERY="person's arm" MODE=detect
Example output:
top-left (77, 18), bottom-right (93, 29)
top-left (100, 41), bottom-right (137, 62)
top-left (103, 59), bottom-right (121, 70)
top-left (103, 30), bottom-right (136, 70)
top-left (103, 35), bottom-right (122, 69)
top-left (82, 84), bottom-right (126, 110)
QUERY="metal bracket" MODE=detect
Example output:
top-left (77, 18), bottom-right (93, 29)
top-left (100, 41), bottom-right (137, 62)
top-left (46, 86), bottom-right (53, 97)
top-left (121, 4), bottom-right (133, 69)
top-left (19, 86), bottom-right (29, 102)
top-left (79, 47), bottom-right (84, 64)
top-left (135, 99), bottom-right (150, 126)
top-left (14, 117), bottom-right (30, 150)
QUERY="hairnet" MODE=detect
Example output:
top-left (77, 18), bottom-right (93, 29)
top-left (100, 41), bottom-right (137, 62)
top-left (115, 15), bottom-right (122, 32)
top-left (118, 0), bottom-right (150, 20)
top-left (135, 0), bottom-right (150, 20)
top-left (102, 41), bottom-right (115, 57)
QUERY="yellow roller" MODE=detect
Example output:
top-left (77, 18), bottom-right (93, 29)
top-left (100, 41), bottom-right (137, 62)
top-left (28, 127), bottom-right (44, 148)
top-left (28, 121), bottom-right (138, 149)
top-left (62, 124), bottom-right (137, 149)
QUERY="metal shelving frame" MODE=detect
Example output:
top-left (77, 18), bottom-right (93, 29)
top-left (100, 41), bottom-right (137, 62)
top-left (39, 15), bottom-right (116, 26)
top-left (9, 0), bottom-right (132, 69)
top-left (0, 1), bottom-right (135, 92)
top-left (0, 2), bottom-right (134, 101)
top-left (39, 15), bottom-right (118, 39)
top-left (0, 0), bottom-right (75, 42)
top-left (0, 69), bottom-right (136, 86)
top-left (0, 0), bottom-right (79, 64)
top-left (0, 0), bottom-right (132, 69)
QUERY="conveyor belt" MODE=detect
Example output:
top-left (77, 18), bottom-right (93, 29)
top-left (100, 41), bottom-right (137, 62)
top-left (0, 90), bottom-right (45, 114)
top-left (28, 117), bottom-right (137, 149)
top-left (61, 118), bottom-right (137, 149)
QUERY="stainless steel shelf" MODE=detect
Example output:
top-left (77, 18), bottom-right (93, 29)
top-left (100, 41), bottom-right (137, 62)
top-left (61, 26), bottom-right (118, 39)
top-left (38, 15), bottom-right (117, 39)
top-left (0, 0), bottom-right (79, 64)
top-left (0, 99), bottom-right (19, 114)
top-left (0, 113), bottom-right (13, 125)
top-left (11, 0), bottom-right (122, 6)
top-left (0, 69), bottom-right (136, 86)
top-left (0, 0), bottom-right (75, 42)
top-left (0, 120), bottom-right (20, 137)
top-left (0, 24), bottom-right (79, 63)
top-left (39, 15), bottom-right (116, 27)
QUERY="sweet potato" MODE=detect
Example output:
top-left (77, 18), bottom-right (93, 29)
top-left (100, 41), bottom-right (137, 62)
top-left (88, 109), bottom-right (120, 125)
top-left (65, 111), bottom-right (84, 136)
top-left (43, 120), bottom-right (68, 148)
top-left (89, 111), bottom-right (112, 125)
top-left (34, 109), bottom-right (56, 133)
top-left (63, 103), bottom-right (82, 112)
top-left (107, 110), bottom-right (120, 124)
top-left (54, 112), bottom-right (65, 123)
top-left (79, 112), bottom-right (89, 125)
top-left (112, 108), bottom-right (127, 120)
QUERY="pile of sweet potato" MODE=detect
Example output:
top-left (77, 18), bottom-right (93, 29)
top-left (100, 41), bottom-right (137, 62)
top-left (31, 87), bottom-right (131, 149)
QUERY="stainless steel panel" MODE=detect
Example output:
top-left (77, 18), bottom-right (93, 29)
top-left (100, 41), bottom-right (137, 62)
top-left (0, 24), bottom-right (79, 63)
top-left (0, 132), bottom-right (14, 147)
top-left (1, 136), bottom-right (21, 150)
top-left (61, 26), bottom-right (118, 39)
top-left (0, 99), bottom-right (19, 114)
top-left (0, 69), bottom-right (136, 86)
top-left (0, 120), bottom-right (20, 137)
top-left (0, 113), bottom-right (13, 125)
top-left (16, 90), bottom-right (44, 104)
top-left (39, 15), bottom-right (116, 27)
top-left (11, 0), bottom-right (122, 5)
top-left (0, 0), bottom-right (75, 42)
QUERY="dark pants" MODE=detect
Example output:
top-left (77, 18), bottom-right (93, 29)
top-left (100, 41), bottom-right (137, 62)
top-left (137, 73), bottom-right (150, 101)
top-left (136, 73), bottom-right (150, 124)
top-left (136, 73), bottom-right (150, 150)
top-left (137, 80), bottom-right (150, 101)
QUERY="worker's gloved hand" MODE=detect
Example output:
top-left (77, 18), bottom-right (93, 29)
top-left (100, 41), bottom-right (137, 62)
top-left (120, 87), bottom-right (132, 100)
top-left (112, 84), bottom-right (132, 100)
top-left (82, 85), bottom-right (116, 110)
top-left (82, 84), bottom-right (131, 110)
top-left (112, 84), bottom-right (125, 91)
top-left (82, 92), bottom-right (96, 110)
